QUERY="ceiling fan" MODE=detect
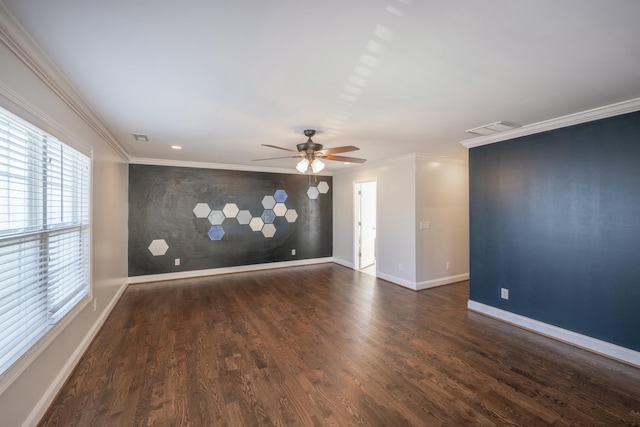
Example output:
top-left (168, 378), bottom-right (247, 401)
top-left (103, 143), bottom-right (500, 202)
top-left (253, 129), bottom-right (366, 173)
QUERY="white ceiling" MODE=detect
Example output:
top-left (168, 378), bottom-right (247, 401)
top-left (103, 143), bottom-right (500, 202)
top-left (3, 0), bottom-right (640, 171)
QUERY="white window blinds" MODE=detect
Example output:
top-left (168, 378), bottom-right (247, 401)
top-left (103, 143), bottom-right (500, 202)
top-left (0, 107), bottom-right (90, 377)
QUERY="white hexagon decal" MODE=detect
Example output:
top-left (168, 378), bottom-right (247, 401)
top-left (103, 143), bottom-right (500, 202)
top-left (317, 181), bottom-right (330, 194)
top-left (261, 195), bottom-right (276, 209)
top-left (249, 217), bottom-right (264, 231)
top-left (236, 210), bottom-right (252, 225)
top-left (148, 239), bottom-right (169, 256)
top-left (192, 203), bottom-right (211, 218)
top-left (273, 203), bottom-right (287, 217)
top-left (285, 209), bottom-right (298, 223)
top-left (307, 186), bottom-right (319, 200)
top-left (223, 203), bottom-right (239, 218)
top-left (262, 223), bottom-right (276, 238)
top-left (208, 210), bottom-right (225, 225)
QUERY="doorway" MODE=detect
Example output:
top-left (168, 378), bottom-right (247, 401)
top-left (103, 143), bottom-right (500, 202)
top-left (355, 181), bottom-right (377, 275)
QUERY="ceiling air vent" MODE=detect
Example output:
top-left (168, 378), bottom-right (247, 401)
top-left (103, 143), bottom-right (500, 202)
top-left (465, 121), bottom-right (520, 136)
top-left (133, 133), bottom-right (149, 141)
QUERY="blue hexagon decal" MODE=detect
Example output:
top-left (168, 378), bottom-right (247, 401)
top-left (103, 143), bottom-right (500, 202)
top-left (261, 209), bottom-right (276, 224)
top-left (274, 189), bottom-right (288, 203)
top-left (208, 225), bottom-right (225, 241)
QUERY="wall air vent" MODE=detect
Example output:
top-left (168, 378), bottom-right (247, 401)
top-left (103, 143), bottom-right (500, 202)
top-left (465, 121), bottom-right (520, 136)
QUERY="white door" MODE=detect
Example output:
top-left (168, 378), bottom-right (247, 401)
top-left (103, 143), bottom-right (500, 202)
top-left (357, 181), bottom-right (376, 269)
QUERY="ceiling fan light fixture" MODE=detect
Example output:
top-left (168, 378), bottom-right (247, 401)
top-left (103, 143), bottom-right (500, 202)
top-left (311, 158), bottom-right (325, 173)
top-left (296, 158), bottom-right (310, 173)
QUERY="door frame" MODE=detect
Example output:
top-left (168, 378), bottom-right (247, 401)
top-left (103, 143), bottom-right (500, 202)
top-left (353, 179), bottom-right (377, 271)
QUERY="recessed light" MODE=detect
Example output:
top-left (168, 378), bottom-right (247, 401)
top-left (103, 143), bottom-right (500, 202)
top-left (344, 162), bottom-right (351, 165)
top-left (171, 145), bottom-right (182, 150)
top-left (133, 133), bottom-right (149, 142)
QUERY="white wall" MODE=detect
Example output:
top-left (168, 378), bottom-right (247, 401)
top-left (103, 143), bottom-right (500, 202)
top-left (333, 156), bottom-right (417, 287)
top-left (0, 17), bottom-right (129, 427)
top-left (333, 154), bottom-right (469, 290)
top-left (415, 155), bottom-right (469, 288)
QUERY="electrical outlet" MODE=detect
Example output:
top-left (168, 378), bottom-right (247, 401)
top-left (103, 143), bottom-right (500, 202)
top-left (291, 249), bottom-right (296, 256)
top-left (419, 221), bottom-right (430, 229)
top-left (501, 288), bottom-right (509, 300)
top-left (398, 263), bottom-right (403, 271)
top-left (446, 261), bottom-right (451, 270)
top-left (175, 258), bottom-right (180, 266)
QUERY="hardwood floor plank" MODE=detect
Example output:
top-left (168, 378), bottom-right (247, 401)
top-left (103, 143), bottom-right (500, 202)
top-left (37, 264), bottom-right (640, 426)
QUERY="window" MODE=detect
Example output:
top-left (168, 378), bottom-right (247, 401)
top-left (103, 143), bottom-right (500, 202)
top-left (0, 106), bottom-right (90, 378)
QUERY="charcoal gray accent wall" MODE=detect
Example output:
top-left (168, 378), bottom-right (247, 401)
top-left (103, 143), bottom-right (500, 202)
top-left (128, 164), bottom-right (332, 276)
top-left (469, 111), bottom-right (640, 352)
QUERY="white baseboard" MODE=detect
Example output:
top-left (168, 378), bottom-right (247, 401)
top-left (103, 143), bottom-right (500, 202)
top-left (332, 257), bottom-right (354, 269)
top-left (416, 273), bottom-right (469, 290)
top-left (25, 278), bottom-right (129, 427)
top-left (127, 257), bottom-right (334, 284)
top-left (376, 271), bottom-right (417, 290)
top-left (467, 300), bottom-right (640, 368)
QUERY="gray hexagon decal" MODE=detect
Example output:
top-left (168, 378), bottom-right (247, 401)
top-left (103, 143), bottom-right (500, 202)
top-left (307, 186), bottom-right (319, 200)
top-left (317, 181), bottom-right (330, 194)
top-left (262, 223), bottom-right (276, 238)
top-left (261, 209), bottom-right (276, 224)
top-left (261, 195), bottom-right (276, 209)
top-left (148, 239), bottom-right (169, 256)
top-left (285, 209), bottom-right (298, 223)
top-left (208, 226), bottom-right (225, 241)
top-left (274, 189), bottom-right (288, 203)
top-left (236, 210), bottom-right (252, 225)
top-left (222, 203), bottom-right (239, 218)
top-left (208, 210), bottom-right (225, 225)
top-left (249, 217), bottom-right (264, 231)
top-left (193, 203), bottom-right (211, 218)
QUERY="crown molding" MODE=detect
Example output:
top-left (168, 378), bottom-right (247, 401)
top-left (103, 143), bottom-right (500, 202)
top-left (129, 157), bottom-right (334, 176)
top-left (460, 97), bottom-right (640, 149)
top-left (0, 3), bottom-right (130, 161)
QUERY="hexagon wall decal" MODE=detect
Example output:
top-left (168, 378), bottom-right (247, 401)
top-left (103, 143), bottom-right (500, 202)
top-left (208, 225), bottom-right (225, 240)
top-left (261, 195), bottom-right (276, 209)
top-left (274, 189), bottom-right (288, 203)
top-left (192, 203), bottom-right (211, 218)
top-left (285, 209), bottom-right (298, 223)
top-left (273, 203), bottom-right (287, 217)
top-left (307, 186), bottom-right (319, 200)
top-left (317, 181), bottom-right (330, 194)
top-left (249, 217), bottom-right (264, 231)
top-left (261, 209), bottom-right (276, 224)
top-left (148, 239), bottom-right (169, 256)
top-left (262, 223), bottom-right (276, 238)
top-left (236, 210), bottom-right (252, 225)
top-left (222, 203), bottom-right (239, 218)
top-left (208, 210), bottom-right (225, 225)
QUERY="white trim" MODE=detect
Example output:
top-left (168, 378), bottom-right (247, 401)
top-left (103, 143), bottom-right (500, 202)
top-left (0, 4), bottom-right (129, 162)
top-left (416, 273), bottom-right (469, 290)
top-left (129, 157), bottom-right (333, 176)
top-left (23, 278), bottom-right (129, 427)
top-left (333, 257), bottom-right (355, 269)
top-left (127, 258), bottom-right (334, 284)
top-left (460, 97), bottom-right (640, 148)
top-left (467, 300), bottom-right (640, 368)
top-left (376, 271), bottom-right (416, 290)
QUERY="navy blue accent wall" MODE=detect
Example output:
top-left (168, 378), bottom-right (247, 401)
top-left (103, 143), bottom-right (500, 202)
top-left (469, 111), bottom-right (640, 351)
top-left (128, 164), bottom-right (332, 276)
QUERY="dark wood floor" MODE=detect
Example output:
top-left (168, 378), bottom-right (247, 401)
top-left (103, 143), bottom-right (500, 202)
top-left (39, 263), bottom-right (640, 426)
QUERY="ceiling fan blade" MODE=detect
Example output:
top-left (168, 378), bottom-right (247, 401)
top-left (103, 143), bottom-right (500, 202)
top-left (261, 144), bottom-right (298, 153)
top-left (323, 154), bottom-right (367, 163)
top-left (252, 155), bottom-right (300, 161)
top-left (320, 145), bottom-right (360, 155)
